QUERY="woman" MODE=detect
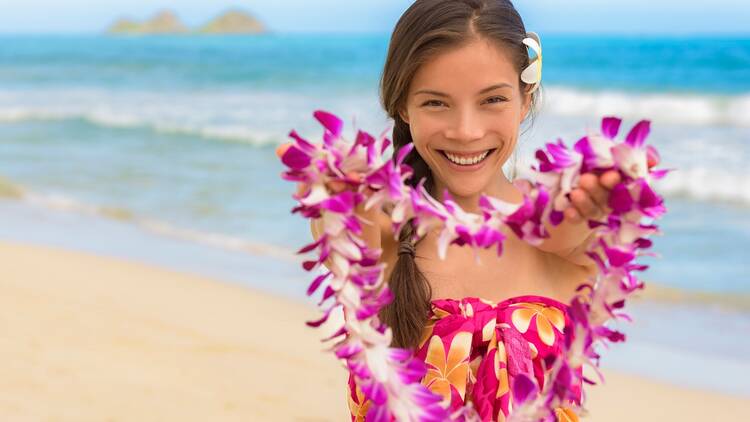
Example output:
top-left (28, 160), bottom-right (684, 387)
top-left (302, 0), bottom-right (620, 420)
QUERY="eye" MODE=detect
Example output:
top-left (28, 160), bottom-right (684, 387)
top-left (421, 100), bottom-right (446, 108)
top-left (485, 96), bottom-right (508, 104)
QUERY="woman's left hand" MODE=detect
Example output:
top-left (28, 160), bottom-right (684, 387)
top-left (564, 170), bottom-right (622, 224)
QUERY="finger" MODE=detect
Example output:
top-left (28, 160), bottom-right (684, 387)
top-left (275, 142), bottom-right (292, 159)
top-left (578, 173), bottom-right (609, 211)
top-left (327, 180), bottom-right (348, 194)
top-left (345, 171), bottom-right (363, 183)
top-left (564, 206), bottom-right (583, 224)
top-left (570, 188), bottom-right (604, 220)
top-left (600, 170), bottom-right (621, 190)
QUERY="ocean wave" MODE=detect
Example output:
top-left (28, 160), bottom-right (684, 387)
top-left (0, 107), bottom-right (283, 146)
top-left (1, 87), bottom-right (749, 148)
top-left (0, 180), bottom-right (302, 263)
top-left (514, 157), bottom-right (750, 208)
top-left (652, 167), bottom-right (750, 207)
top-left (1, 84), bottom-right (749, 213)
top-left (0, 87), bottom-right (388, 146)
top-left (541, 87), bottom-right (750, 128)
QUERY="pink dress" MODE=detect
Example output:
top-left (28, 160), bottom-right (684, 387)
top-left (347, 295), bottom-right (582, 422)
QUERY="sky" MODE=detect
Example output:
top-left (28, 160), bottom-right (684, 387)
top-left (0, 0), bottom-right (747, 34)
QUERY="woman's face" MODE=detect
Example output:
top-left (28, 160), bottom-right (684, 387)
top-left (400, 37), bottom-right (532, 199)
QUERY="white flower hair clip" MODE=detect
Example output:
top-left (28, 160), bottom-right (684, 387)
top-left (521, 31), bottom-right (542, 94)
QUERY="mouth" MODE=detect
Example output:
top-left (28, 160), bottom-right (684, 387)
top-left (437, 148), bottom-right (498, 170)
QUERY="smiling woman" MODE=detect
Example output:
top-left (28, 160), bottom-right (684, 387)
top-left (377, 0), bottom-right (543, 351)
top-left (343, 0), bottom-right (592, 421)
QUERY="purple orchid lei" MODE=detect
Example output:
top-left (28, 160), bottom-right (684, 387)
top-left (279, 111), bottom-right (669, 422)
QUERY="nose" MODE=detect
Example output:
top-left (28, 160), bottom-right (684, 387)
top-left (444, 107), bottom-right (485, 144)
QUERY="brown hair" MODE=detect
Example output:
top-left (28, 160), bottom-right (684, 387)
top-left (377, 0), bottom-right (540, 349)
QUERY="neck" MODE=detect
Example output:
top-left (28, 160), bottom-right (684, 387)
top-left (432, 171), bottom-right (524, 214)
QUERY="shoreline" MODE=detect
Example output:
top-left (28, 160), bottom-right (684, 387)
top-left (1, 194), bottom-right (749, 314)
top-left (1, 240), bottom-right (748, 421)
top-left (1, 198), bottom-right (749, 397)
top-left (2, 196), bottom-right (750, 395)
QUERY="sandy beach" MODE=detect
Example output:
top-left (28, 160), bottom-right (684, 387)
top-left (1, 240), bottom-right (747, 421)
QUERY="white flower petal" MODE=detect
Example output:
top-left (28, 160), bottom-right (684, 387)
top-left (612, 143), bottom-right (648, 179)
top-left (329, 235), bottom-right (362, 261)
top-left (322, 212), bottom-right (345, 236)
top-left (301, 183), bottom-right (330, 206)
top-left (522, 36), bottom-right (541, 56)
top-left (339, 282), bottom-right (361, 309)
top-left (392, 200), bottom-right (407, 224)
top-left (521, 61), bottom-right (540, 85)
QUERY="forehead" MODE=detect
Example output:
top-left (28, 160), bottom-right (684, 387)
top-left (410, 38), bottom-right (519, 95)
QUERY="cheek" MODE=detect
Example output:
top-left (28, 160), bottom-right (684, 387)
top-left (489, 124), bottom-right (518, 163)
top-left (412, 139), bottom-right (438, 171)
top-left (498, 130), bottom-right (518, 158)
top-left (407, 123), bottom-right (424, 152)
top-left (408, 121), bottom-right (438, 159)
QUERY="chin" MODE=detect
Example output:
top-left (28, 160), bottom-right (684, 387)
top-left (440, 178), bottom-right (490, 199)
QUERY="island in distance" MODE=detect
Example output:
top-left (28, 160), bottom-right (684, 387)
top-left (107, 8), bottom-right (267, 35)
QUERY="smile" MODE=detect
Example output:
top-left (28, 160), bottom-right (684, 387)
top-left (438, 148), bottom-right (497, 168)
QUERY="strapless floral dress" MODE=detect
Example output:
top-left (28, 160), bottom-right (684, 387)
top-left (347, 295), bottom-right (582, 421)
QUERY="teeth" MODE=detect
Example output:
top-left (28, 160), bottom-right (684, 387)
top-left (445, 150), bottom-right (490, 166)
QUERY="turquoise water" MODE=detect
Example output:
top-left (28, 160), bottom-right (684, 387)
top-left (1, 34), bottom-right (748, 93)
top-left (0, 33), bottom-right (748, 296)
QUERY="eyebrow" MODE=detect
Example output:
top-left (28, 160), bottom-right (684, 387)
top-left (414, 83), bottom-right (513, 97)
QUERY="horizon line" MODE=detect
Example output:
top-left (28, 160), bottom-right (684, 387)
top-left (0, 30), bottom-right (748, 37)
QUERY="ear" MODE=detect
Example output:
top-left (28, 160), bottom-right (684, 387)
top-left (399, 108), bottom-right (410, 125)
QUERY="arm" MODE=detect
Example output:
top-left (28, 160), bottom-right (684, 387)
top-left (535, 171), bottom-right (621, 269)
top-left (537, 219), bottom-right (597, 268)
top-left (309, 186), bottom-right (383, 272)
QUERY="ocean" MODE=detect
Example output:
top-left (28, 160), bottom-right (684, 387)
top-left (0, 33), bottom-right (748, 394)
